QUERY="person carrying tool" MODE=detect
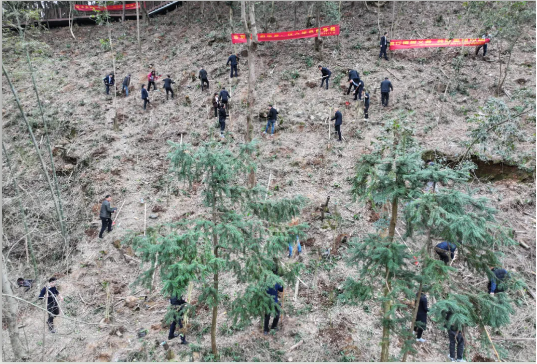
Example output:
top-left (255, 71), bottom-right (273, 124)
top-left (162, 75), bottom-right (176, 100)
top-left (218, 103), bottom-right (227, 138)
top-left (168, 295), bottom-right (188, 344)
top-left (122, 74), bottom-right (131, 97)
top-left (353, 79), bottom-right (365, 101)
top-left (318, 65), bottom-right (331, 89)
top-left (434, 241), bottom-right (457, 265)
top-left (199, 68), bottom-right (209, 91)
top-left (226, 52), bottom-right (240, 78)
top-left (347, 69), bottom-right (360, 95)
top-left (264, 276), bottom-right (284, 335)
top-left (488, 267), bottom-right (509, 295)
top-left (263, 104), bottom-right (279, 138)
top-left (363, 90), bottom-right (370, 120)
top-left (219, 87), bottom-right (231, 115)
top-left (331, 107), bottom-right (343, 142)
top-left (38, 277), bottom-right (63, 333)
top-left (445, 309), bottom-right (466, 362)
top-left (99, 194), bottom-right (117, 239)
top-left (103, 72), bottom-right (115, 95)
top-left (414, 291), bottom-right (428, 342)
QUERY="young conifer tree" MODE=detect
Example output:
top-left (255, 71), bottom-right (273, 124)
top-left (125, 140), bottom-right (307, 357)
top-left (343, 115), bottom-right (425, 361)
top-left (400, 158), bottom-right (524, 361)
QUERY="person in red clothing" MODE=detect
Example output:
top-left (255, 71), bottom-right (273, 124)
top-left (147, 70), bottom-right (161, 91)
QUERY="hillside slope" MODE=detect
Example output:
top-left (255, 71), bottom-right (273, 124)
top-left (2, 2), bottom-right (535, 362)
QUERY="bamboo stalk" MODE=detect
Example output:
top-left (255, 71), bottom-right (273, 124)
top-left (2, 142), bottom-right (38, 279)
top-left (483, 325), bottom-right (501, 361)
top-left (3, 65), bottom-right (68, 251)
top-left (144, 202), bottom-right (147, 236)
top-left (15, 12), bottom-right (68, 245)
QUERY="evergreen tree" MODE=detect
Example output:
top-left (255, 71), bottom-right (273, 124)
top-left (346, 115), bottom-right (425, 361)
top-left (124, 140), bottom-right (307, 356)
top-left (401, 157), bottom-right (524, 361)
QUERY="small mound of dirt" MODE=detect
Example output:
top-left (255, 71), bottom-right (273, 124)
top-left (473, 354), bottom-right (495, 362)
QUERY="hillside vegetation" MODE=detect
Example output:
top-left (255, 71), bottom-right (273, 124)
top-left (2, 1), bottom-right (536, 362)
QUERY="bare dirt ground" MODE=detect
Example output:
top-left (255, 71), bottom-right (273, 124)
top-left (2, 2), bottom-right (535, 362)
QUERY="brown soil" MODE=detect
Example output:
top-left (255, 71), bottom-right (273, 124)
top-left (2, 1), bottom-right (535, 362)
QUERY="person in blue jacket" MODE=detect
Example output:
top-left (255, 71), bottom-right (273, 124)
top-left (288, 235), bottom-right (302, 258)
top-left (435, 241), bottom-right (457, 265)
top-left (264, 280), bottom-right (284, 335)
top-left (488, 267), bottom-right (509, 295)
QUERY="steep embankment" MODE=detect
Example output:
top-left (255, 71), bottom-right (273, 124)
top-left (2, 2), bottom-right (535, 362)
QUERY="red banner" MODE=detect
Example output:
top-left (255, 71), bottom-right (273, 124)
top-left (389, 38), bottom-right (489, 50)
top-left (74, 3), bottom-right (139, 12)
top-left (231, 25), bottom-right (340, 44)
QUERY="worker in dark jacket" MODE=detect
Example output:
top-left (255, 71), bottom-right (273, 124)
top-left (168, 295), bottom-right (188, 344)
top-left (39, 277), bottom-right (63, 333)
top-left (380, 77), bottom-right (393, 107)
top-left (17, 278), bottom-right (33, 292)
top-left (379, 32), bottom-right (389, 60)
top-left (435, 241), bottom-right (457, 265)
top-left (219, 87), bottom-right (231, 114)
top-left (347, 69), bottom-right (360, 95)
top-left (122, 74), bottom-right (131, 97)
top-left (264, 282), bottom-right (284, 335)
top-left (99, 194), bottom-right (117, 239)
top-left (331, 108), bottom-right (343, 141)
top-left (363, 91), bottom-right (370, 120)
top-left (445, 309), bottom-right (466, 362)
top-left (162, 75), bottom-right (175, 100)
top-left (353, 79), bottom-right (365, 101)
top-left (141, 84), bottom-right (150, 110)
top-left (212, 93), bottom-right (220, 118)
top-left (318, 65), bottom-right (331, 89)
top-left (414, 291), bottom-right (428, 342)
top-left (218, 104), bottom-right (227, 138)
top-left (103, 73), bottom-right (115, 95)
top-left (488, 267), bottom-right (509, 295)
top-left (199, 68), bottom-right (209, 91)
top-left (263, 104), bottom-right (279, 138)
top-left (226, 53), bottom-right (240, 78)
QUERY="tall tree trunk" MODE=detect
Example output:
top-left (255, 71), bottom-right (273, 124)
top-left (141, 1), bottom-right (150, 25)
top-left (497, 35), bottom-right (519, 95)
top-left (210, 197), bottom-right (219, 356)
top-left (3, 142), bottom-right (38, 280)
top-left (68, 1), bottom-right (75, 39)
top-left (293, 1), bottom-right (297, 30)
top-left (314, 2), bottom-right (322, 52)
top-left (108, 24), bottom-right (118, 131)
top-left (229, 4), bottom-right (236, 55)
top-left (387, 197), bottom-right (398, 241)
top-left (380, 267), bottom-right (392, 362)
top-left (122, 1), bottom-right (126, 23)
top-left (3, 65), bottom-right (68, 249)
top-left (2, 258), bottom-right (27, 361)
top-left (306, 2), bottom-right (314, 27)
top-left (402, 227), bottom-right (432, 362)
top-left (136, 1), bottom-right (141, 56)
top-left (242, 1), bottom-right (257, 188)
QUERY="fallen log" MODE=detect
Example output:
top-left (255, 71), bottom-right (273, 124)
top-left (288, 339), bottom-right (304, 352)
